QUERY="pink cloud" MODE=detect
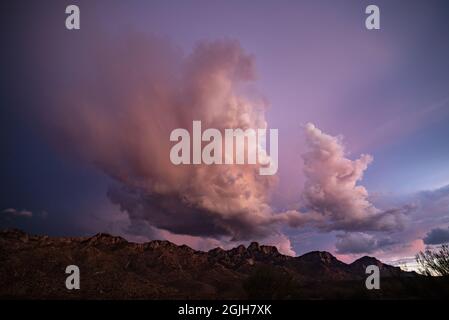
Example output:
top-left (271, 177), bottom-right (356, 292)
top-left (284, 123), bottom-right (410, 232)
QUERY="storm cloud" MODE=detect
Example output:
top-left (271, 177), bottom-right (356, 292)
top-left (423, 227), bottom-right (449, 245)
top-left (34, 31), bottom-right (288, 241)
top-left (25, 27), bottom-right (409, 248)
top-left (335, 232), bottom-right (397, 254)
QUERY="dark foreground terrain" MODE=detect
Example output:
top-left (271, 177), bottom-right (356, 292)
top-left (1, 229), bottom-right (448, 299)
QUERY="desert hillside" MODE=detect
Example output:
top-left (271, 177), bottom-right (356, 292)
top-left (2, 229), bottom-right (447, 299)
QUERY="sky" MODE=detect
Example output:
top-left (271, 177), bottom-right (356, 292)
top-left (1, 0), bottom-right (449, 268)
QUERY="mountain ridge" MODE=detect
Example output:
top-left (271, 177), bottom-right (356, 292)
top-left (0, 228), bottom-right (424, 299)
top-left (0, 228), bottom-right (396, 264)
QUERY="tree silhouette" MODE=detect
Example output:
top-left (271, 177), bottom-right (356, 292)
top-left (416, 244), bottom-right (449, 276)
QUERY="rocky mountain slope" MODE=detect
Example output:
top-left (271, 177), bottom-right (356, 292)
top-left (1, 229), bottom-right (439, 299)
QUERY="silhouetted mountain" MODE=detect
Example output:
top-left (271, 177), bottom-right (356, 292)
top-left (290, 251), bottom-right (353, 281)
top-left (1, 229), bottom-right (445, 299)
top-left (349, 256), bottom-right (406, 278)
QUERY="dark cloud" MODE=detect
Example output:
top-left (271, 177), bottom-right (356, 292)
top-left (413, 185), bottom-right (449, 224)
top-left (107, 185), bottom-right (262, 240)
top-left (423, 227), bottom-right (449, 245)
top-left (335, 232), bottom-right (397, 254)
